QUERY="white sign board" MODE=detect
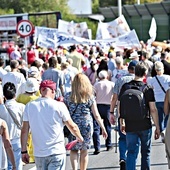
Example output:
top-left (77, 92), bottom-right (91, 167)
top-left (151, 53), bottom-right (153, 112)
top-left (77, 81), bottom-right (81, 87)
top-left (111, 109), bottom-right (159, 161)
top-left (0, 17), bottom-right (17, 31)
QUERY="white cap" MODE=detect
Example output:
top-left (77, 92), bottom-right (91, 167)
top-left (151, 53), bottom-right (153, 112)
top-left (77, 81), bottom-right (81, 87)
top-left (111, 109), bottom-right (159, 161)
top-left (129, 51), bottom-right (140, 59)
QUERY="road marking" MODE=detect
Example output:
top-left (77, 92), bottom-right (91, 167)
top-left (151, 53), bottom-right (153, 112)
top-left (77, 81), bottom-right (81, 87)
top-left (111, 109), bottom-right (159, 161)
top-left (29, 166), bottom-right (36, 170)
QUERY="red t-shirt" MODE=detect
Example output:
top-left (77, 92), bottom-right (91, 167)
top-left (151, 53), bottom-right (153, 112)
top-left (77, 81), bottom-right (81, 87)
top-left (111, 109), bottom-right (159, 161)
top-left (27, 50), bottom-right (36, 65)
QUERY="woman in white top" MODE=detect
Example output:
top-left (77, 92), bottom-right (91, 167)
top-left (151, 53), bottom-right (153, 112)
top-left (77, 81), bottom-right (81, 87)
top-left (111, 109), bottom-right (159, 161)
top-left (0, 118), bottom-right (16, 170)
top-left (147, 61), bottom-right (170, 142)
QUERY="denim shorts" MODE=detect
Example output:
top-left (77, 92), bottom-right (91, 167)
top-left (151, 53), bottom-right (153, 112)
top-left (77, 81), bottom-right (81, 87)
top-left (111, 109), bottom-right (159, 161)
top-left (35, 154), bottom-right (66, 170)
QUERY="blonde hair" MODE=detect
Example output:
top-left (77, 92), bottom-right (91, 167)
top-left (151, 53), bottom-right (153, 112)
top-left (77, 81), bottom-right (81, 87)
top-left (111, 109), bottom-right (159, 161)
top-left (70, 73), bottom-right (93, 103)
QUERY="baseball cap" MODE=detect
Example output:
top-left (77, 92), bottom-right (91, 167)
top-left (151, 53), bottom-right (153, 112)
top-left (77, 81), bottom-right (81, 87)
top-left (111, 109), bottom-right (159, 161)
top-left (128, 60), bottom-right (138, 70)
top-left (40, 80), bottom-right (56, 91)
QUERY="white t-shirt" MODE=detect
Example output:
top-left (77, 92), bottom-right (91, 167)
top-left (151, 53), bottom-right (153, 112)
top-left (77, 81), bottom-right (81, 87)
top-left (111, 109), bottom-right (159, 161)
top-left (23, 98), bottom-right (71, 157)
top-left (147, 74), bottom-right (170, 102)
top-left (2, 72), bottom-right (26, 97)
top-left (111, 68), bottom-right (128, 83)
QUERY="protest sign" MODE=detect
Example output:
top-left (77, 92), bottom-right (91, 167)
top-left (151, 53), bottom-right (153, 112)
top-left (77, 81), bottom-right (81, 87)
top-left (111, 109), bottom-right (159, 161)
top-left (58, 19), bottom-right (89, 39)
top-left (96, 15), bottom-right (130, 40)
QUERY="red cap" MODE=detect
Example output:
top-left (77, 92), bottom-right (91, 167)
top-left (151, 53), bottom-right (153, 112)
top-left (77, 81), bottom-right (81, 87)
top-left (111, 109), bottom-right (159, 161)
top-left (40, 80), bottom-right (56, 91)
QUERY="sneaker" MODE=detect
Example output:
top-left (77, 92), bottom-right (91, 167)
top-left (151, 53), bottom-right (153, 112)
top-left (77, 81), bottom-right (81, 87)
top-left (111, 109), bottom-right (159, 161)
top-left (161, 130), bottom-right (165, 143)
top-left (119, 160), bottom-right (126, 170)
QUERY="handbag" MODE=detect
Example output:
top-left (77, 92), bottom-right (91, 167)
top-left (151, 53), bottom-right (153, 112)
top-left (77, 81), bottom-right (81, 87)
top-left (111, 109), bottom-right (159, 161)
top-left (64, 104), bottom-right (79, 138)
top-left (155, 76), bottom-right (166, 93)
top-left (4, 104), bottom-right (22, 130)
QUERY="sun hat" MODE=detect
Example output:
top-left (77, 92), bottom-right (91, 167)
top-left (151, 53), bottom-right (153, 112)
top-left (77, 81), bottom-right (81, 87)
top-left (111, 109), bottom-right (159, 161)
top-left (25, 78), bottom-right (39, 93)
top-left (129, 51), bottom-right (140, 59)
top-left (40, 80), bottom-right (56, 91)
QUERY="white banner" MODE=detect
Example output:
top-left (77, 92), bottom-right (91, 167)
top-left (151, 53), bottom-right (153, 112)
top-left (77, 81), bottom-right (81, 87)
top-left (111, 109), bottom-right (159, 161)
top-left (96, 15), bottom-right (131, 40)
top-left (0, 17), bottom-right (17, 30)
top-left (35, 26), bottom-right (140, 49)
top-left (35, 27), bottom-right (58, 49)
top-left (58, 19), bottom-right (89, 39)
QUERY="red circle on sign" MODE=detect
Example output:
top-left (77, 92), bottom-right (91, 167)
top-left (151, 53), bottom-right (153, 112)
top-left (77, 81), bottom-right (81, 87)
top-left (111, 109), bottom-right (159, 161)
top-left (16, 20), bottom-right (34, 37)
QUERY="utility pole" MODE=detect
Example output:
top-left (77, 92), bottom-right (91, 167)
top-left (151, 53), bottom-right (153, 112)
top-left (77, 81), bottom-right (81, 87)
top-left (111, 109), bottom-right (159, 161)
top-left (118, 0), bottom-right (122, 17)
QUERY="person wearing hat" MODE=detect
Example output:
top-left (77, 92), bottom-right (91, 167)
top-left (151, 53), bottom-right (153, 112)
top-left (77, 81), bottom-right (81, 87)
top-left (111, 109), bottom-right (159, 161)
top-left (21, 80), bottom-right (83, 169)
top-left (110, 60), bottom-right (138, 170)
top-left (147, 61), bottom-right (170, 143)
top-left (129, 51), bottom-right (140, 62)
top-left (16, 78), bottom-right (40, 163)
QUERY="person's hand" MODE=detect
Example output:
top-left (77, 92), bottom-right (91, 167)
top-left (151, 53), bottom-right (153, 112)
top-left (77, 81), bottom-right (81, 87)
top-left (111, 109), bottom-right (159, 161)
top-left (12, 166), bottom-right (16, 170)
top-left (110, 114), bottom-right (116, 125)
top-left (154, 128), bottom-right (160, 140)
top-left (101, 129), bottom-right (108, 140)
top-left (22, 153), bottom-right (30, 164)
top-left (76, 136), bottom-right (84, 143)
top-left (120, 123), bottom-right (126, 135)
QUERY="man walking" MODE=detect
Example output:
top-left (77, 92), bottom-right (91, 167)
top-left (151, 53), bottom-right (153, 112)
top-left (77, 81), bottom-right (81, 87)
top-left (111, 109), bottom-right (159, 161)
top-left (118, 63), bottom-right (160, 170)
top-left (21, 80), bottom-right (83, 170)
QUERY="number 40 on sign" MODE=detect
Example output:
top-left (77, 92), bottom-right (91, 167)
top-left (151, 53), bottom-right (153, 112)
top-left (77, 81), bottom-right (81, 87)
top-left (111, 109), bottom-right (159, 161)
top-left (17, 20), bottom-right (34, 37)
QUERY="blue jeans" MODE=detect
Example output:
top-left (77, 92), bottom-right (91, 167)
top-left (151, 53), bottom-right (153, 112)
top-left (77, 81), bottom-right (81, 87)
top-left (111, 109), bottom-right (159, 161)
top-left (118, 118), bottom-right (127, 161)
top-left (126, 128), bottom-right (152, 170)
top-left (35, 154), bottom-right (66, 170)
top-left (8, 142), bottom-right (22, 170)
top-left (156, 102), bottom-right (169, 132)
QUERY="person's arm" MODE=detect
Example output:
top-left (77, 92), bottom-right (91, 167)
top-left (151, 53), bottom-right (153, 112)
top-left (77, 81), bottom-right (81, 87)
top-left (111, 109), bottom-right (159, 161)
top-left (65, 119), bottom-right (84, 142)
top-left (21, 121), bottom-right (30, 164)
top-left (110, 93), bottom-right (118, 125)
top-left (149, 102), bottom-right (160, 140)
top-left (119, 118), bottom-right (126, 135)
top-left (2, 120), bottom-right (16, 170)
top-left (91, 100), bottom-right (108, 139)
top-left (164, 89), bottom-right (170, 115)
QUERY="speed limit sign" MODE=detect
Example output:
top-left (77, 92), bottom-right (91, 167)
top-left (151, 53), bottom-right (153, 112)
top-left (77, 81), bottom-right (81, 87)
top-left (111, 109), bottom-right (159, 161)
top-left (17, 20), bottom-right (34, 37)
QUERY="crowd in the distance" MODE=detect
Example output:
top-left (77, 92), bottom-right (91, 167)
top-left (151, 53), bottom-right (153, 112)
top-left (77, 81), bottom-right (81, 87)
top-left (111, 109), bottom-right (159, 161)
top-left (0, 40), bottom-right (170, 170)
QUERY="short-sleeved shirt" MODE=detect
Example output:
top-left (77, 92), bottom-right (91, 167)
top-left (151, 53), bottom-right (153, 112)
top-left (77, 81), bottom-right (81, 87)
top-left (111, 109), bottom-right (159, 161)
top-left (23, 98), bottom-right (71, 156)
top-left (118, 80), bottom-right (155, 132)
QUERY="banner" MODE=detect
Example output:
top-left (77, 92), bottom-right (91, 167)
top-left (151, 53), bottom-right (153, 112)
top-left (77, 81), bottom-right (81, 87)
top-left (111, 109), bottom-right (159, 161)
top-left (35, 26), bottom-right (58, 49)
top-left (57, 29), bottom-right (140, 48)
top-left (96, 15), bottom-right (130, 40)
top-left (58, 19), bottom-right (89, 39)
top-left (35, 26), bottom-right (141, 49)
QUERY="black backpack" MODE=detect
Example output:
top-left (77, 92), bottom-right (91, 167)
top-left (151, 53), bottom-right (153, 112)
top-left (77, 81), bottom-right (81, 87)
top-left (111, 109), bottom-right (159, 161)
top-left (119, 83), bottom-right (149, 121)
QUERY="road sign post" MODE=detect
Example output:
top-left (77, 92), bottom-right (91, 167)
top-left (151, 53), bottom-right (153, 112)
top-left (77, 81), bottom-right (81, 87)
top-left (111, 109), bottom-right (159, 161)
top-left (17, 20), bottom-right (34, 64)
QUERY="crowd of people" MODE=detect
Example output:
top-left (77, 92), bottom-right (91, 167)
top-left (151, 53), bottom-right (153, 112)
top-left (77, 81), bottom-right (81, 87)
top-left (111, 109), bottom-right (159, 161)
top-left (0, 40), bottom-right (170, 170)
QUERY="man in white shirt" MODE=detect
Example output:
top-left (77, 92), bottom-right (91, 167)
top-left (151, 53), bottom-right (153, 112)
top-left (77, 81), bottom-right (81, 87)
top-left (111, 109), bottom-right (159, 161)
top-left (21, 80), bottom-right (83, 170)
top-left (2, 60), bottom-right (26, 97)
top-left (0, 82), bottom-right (25, 170)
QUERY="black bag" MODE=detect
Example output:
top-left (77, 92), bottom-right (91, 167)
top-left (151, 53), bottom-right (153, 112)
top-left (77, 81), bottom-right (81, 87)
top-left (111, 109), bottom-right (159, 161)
top-left (64, 126), bottom-right (70, 138)
top-left (120, 83), bottom-right (149, 121)
top-left (63, 104), bottom-right (79, 138)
